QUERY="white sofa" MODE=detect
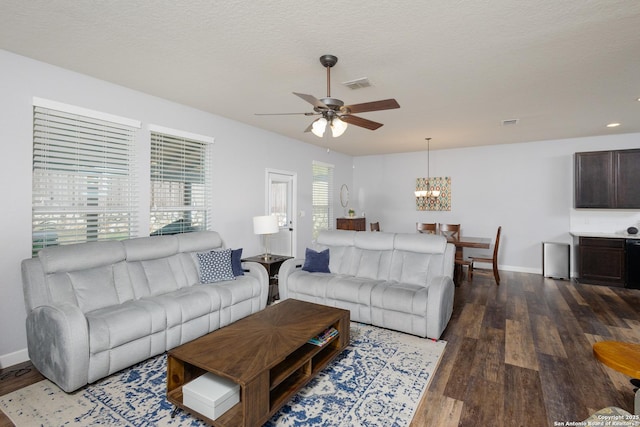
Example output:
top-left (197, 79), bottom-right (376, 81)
top-left (278, 230), bottom-right (455, 339)
top-left (21, 231), bottom-right (268, 392)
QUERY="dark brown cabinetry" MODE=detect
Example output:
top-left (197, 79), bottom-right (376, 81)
top-left (575, 149), bottom-right (640, 209)
top-left (336, 217), bottom-right (366, 231)
top-left (578, 237), bottom-right (625, 287)
top-left (615, 149), bottom-right (640, 208)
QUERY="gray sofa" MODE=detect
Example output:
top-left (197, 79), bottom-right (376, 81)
top-left (21, 231), bottom-right (268, 392)
top-left (278, 230), bottom-right (455, 339)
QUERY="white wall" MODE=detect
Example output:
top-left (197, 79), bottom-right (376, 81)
top-left (2, 48), bottom-right (639, 367)
top-left (0, 50), bottom-right (354, 366)
top-left (353, 134), bottom-right (640, 274)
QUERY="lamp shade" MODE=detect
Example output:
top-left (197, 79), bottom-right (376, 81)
top-left (330, 117), bottom-right (348, 137)
top-left (311, 117), bottom-right (327, 137)
top-left (253, 215), bottom-right (279, 235)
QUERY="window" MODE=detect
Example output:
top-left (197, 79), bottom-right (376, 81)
top-left (312, 161), bottom-right (334, 239)
top-left (149, 125), bottom-right (213, 236)
top-left (32, 98), bottom-right (140, 254)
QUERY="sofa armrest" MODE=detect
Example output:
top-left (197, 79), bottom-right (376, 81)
top-left (26, 302), bottom-right (89, 392)
top-left (278, 258), bottom-right (305, 301)
top-left (241, 261), bottom-right (270, 307)
top-left (443, 243), bottom-right (456, 279)
top-left (425, 275), bottom-right (455, 339)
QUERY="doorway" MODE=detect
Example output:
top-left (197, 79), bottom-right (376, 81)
top-left (266, 169), bottom-right (297, 257)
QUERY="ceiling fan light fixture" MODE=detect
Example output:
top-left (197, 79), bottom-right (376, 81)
top-left (311, 117), bottom-right (327, 137)
top-left (330, 117), bottom-right (348, 137)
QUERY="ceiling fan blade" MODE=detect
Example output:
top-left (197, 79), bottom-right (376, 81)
top-left (254, 112), bottom-right (316, 116)
top-left (340, 115), bottom-right (384, 130)
top-left (293, 92), bottom-right (328, 110)
top-left (344, 99), bottom-right (400, 114)
top-left (303, 122), bottom-right (313, 133)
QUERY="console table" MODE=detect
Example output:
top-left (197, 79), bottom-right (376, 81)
top-left (336, 217), bottom-right (365, 231)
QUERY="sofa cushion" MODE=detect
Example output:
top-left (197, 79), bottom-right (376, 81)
top-left (39, 240), bottom-right (125, 274)
top-left (176, 230), bottom-right (223, 253)
top-left (145, 286), bottom-right (222, 347)
top-left (393, 233), bottom-right (446, 253)
top-left (326, 276), bottom-right (380, 305)
top-left (123, 235), bottom-right (178, 262)
top-left (303, 248), bottom-right (330, 273)
top-left (141, 258), bottom-right (181, 295)
top-left (316, 230), bottom-right (356, 247)
top-left (370, 282), bottom-right (428, 315)
top-left (354, 231), bottom-right (395, 250)
top-left (68, 266), bottom-right (119, 313)
top-left (197, 249), bottom-right (235, 283)
top-left (355, 249), bottom-right (383, 279)
top-left (286, 270), bottom-right (332, 300)
top-left (86, 299), bottom-right (167, 354)
top-left (212, 275), bottom-right (262, 306)
top-left (389, 251), bottom-right (432, 287)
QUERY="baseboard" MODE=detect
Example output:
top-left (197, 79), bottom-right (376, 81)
top-left (0, 348), bottom-right (29, 369)
top-left (474, 263), bottom-right (540, 275)
top-left (486, 264), bottom-right (576, 279)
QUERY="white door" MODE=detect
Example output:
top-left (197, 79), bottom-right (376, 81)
top-left (266, 169), bottom-right (296, 257)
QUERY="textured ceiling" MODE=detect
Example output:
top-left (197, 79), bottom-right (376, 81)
top-left (2, 0), bottom-right (640, 156)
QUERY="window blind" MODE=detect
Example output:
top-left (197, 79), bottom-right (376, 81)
top-left (312, 161), bottom-right (334, 239)
top-left (32, 102), bottom-right (139, 254)
top-left (149, 127), bottom-right (213, 236)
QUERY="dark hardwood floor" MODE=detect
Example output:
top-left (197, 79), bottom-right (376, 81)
top-left (412, 271), bottom-right (640, 427)
top-left (1, 271), bottom-right (638, 426)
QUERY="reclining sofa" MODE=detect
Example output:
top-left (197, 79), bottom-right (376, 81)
top-left (21, 231), bottom-right (268, 392)
top-left (279, 230), bottom-right (455, 339)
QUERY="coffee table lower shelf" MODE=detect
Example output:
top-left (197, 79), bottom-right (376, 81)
top-left (166, 300), bottom-right (350, 427)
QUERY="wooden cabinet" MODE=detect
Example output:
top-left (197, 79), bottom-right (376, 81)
top-left (336, 217), bottom-right (366, 231)
top-left (575, 149), bottom-right (640, 209)
top-left (578, 237), bottom-right (625, 287)
top-left (575, 151), bottom-right (614, 208)
top-left (615, 149), bottom-right (640, 208)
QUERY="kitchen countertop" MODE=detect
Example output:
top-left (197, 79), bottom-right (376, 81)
top-left (570, 231), bottom-right (640, 240)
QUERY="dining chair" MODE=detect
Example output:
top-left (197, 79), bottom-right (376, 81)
top-left (416, 222), bottom-right (437, 234)
top-left (438, 223), bottom-right (460, 239)
top-left (469, 226), bottom-right (502, 285)
top-left (370, 222), bottom-right (380, 232)
top-left (438, 224), bottom-right (471, 282)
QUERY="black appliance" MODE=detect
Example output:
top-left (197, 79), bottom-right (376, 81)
top-left (627, 239), bottom-right (640, 289)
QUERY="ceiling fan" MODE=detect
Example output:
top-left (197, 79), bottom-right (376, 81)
top-left (256, 54), bottom-right (400, 137)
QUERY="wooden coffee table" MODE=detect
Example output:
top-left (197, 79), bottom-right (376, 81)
top-left (166, 299), bottom-right (350, 426)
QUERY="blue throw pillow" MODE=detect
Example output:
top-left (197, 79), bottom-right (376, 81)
top-left (302, 248), bottom-right (330, 273)
top-left (197, 249), bottom-right (235, 283)
top-left (231, 248), bottom-right (244, 277)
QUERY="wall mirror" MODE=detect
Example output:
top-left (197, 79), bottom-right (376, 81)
top-left (340, 184), bottom-right (349, 208)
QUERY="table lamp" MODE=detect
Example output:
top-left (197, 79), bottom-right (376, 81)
top-left (253, 215), bottom-right (279, 260)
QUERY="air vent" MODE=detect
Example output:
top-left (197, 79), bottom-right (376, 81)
top-left (502, 119), bottom-right (519, 126)
top-left (342, 77), bottom-right (371, 90)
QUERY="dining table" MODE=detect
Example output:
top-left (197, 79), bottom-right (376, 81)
top-left (445, 235), bottom-right (492, 284)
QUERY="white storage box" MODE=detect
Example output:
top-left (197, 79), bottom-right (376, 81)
top-left (183, 372), bottom-right (240, 420)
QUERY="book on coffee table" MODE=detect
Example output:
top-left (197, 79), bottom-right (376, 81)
top-left (308, 327), bottom-right (339, 346)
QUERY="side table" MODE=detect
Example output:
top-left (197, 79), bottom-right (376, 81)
top-left (593, 341), bottom-right (640, 415)
top-left (242, 254), bottom-right (293, 304)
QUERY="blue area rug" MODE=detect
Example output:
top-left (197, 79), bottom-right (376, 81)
top-left (0, 323), bottom-right (445, 426)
